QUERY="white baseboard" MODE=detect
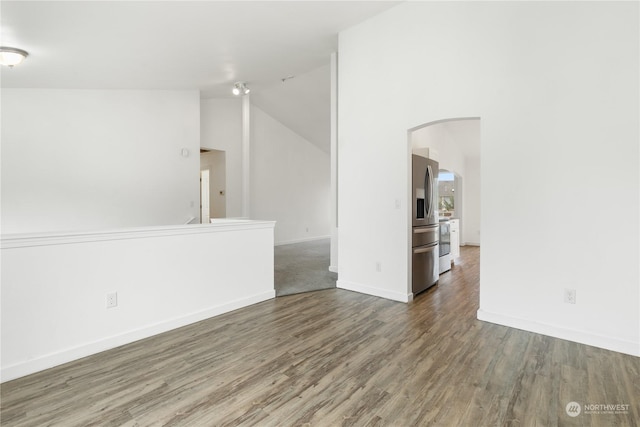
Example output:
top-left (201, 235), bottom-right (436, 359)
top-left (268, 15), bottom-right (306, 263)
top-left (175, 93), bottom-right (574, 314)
top-left (1, 290), bottom-right (275, 383)
top-left (462, 242), bottom-right (480, 247)
top-left (328, 265), bottom-right (338, 273)
top-left (337, 279), bottom-right (411, 303)
top-left (275, 235), bottom-right (331, 246)
top-left (477, 309), bottom-right (639, 357)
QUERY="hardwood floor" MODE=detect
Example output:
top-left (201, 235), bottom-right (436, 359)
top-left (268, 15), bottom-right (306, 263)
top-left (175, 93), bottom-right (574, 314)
top-left (1, 246), bottom-right (638, 426)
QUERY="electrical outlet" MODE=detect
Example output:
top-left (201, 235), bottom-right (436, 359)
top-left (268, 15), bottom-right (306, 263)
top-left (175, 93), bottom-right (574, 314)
top-left (564, 289), bottom-right (576, 304)
top-left (375, 262), bottom-right (382, 272)
top-left (106, 292), bottom-right (118, 309)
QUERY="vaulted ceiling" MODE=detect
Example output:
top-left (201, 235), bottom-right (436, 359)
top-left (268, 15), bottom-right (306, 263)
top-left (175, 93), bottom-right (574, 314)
top-left (1, 1), bottom-right (401, 152)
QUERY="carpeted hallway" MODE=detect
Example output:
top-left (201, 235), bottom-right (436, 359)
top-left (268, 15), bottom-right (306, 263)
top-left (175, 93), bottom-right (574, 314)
top-left (274, 238), bottom-right (337, 296)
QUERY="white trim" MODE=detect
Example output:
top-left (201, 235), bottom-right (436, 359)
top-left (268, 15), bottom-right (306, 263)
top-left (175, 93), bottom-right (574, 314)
top-left (337, 279), bottom-right (412, 303)
top-left (1, 220), bottom-right (276, 249)
top-left (329, 265), bottom-right (338, 273)
top-left (462, 242), bottom-right (480, 247)
top-left (1, 290), bottom-right (275, 383)
top-left (477, 309), bottom-right (640, 357)
top-left (275, 235), bottom-right (331, 246)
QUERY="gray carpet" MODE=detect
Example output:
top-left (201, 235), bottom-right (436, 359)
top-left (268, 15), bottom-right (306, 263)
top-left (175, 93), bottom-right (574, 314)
top-left (274, 238), bottom-right (337, 297)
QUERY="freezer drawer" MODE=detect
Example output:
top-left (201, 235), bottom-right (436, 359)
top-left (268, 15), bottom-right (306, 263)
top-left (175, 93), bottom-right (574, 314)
top-left (412, 224), bottom-right (439, 247)
top-left (412, 242), bottom-right (439, 294)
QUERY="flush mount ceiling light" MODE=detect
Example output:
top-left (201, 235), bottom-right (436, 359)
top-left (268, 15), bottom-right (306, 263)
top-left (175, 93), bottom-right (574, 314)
top-left (232, 82), bottom-right (250, 96)
top-left (0, 47), bottom-right (29, 67)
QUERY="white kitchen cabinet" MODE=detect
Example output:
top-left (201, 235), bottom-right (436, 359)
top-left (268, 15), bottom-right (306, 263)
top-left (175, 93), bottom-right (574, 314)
top-left (450, 219), bottom-right (460, 261)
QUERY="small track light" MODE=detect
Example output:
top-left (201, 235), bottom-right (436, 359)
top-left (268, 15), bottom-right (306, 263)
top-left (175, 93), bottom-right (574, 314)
top-left (232, 82), bottom-right (250, 96)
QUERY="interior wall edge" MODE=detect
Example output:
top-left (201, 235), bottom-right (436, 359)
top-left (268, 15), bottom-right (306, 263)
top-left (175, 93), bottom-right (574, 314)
top-left (337, 279), bottom-right (411, 303)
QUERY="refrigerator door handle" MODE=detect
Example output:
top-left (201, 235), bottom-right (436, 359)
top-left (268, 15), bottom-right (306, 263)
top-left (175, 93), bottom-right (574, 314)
top-left (426, 164), bottom-right (433, 218)
top-left (431, 165), bottom-right (437, 219)
top-left (413, 226), bottom-right (438, 233)
top-left (413, 242), bottom-right (438, 254)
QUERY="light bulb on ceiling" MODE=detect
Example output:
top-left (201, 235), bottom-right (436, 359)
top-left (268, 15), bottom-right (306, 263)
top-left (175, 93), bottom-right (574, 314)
top-left (0, 47), bottom-right (29, 67)
top-left (232, 82), bottom-right (250, 96)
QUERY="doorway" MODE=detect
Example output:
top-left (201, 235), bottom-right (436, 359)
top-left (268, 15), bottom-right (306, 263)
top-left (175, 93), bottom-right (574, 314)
top-left (408, 117), bottom-right (481, 295)
top-left (438, 169), bottom-right (462, 221)
top-left (200, 149), bottom-right (227, 222)
top-left (409, 117), bottom-right (480, 247)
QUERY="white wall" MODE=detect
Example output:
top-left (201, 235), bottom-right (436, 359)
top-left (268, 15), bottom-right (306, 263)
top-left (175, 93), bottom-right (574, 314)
top-left (1, 221), bottom-right (275, 381)
top-left (338, 2), bottom-right (639, 355)
top-left (251, 105), bottom-right (330, 245)
top-left (1, 89), bottom-right (200, 234)
top-left (200, 98), bottom-right (243, 218)
top-left (200, 99), bottom-right (331, 244)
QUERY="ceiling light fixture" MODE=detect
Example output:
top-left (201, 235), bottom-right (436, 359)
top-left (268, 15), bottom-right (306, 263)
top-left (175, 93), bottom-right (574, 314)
top-left (232, 82), bottom-right (250, 96)
top-left (0, 46), bottom-right (29, 67)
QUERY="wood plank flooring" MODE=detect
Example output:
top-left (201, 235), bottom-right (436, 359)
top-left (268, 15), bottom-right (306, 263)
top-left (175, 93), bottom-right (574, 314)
top-left (2, 247), bottom-right (639, 426)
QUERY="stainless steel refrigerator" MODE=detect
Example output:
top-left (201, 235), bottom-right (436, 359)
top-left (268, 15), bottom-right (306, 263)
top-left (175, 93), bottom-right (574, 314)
top-left (412, 154), bottom-right (439, 294)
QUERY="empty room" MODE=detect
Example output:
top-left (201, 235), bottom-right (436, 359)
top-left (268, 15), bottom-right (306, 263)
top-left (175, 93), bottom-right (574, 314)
top-left (1, 1), bottom-right (638, 426)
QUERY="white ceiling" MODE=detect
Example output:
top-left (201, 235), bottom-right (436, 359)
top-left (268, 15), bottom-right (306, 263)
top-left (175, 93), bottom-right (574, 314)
top-left (1, 1), bottom-right (400, 151)
top-left (250, 64), bottom-right (331, 152)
